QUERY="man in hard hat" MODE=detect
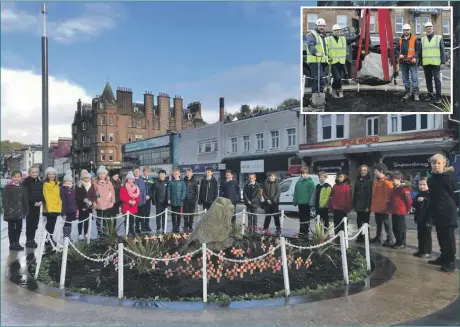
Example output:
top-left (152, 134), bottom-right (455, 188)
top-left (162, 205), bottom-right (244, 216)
top-left (420, 21), bottom-right (446, 104)
top-left (305, 18), bottom-right (328, 103)
top-left (395, 24), bottom-right (421, 101)
top-left (325, 24), bottom-right (360, 98)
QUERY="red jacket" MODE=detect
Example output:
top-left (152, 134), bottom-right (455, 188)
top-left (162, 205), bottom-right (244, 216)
top-left (329, 182), bottom-right (352, 213)
top-left (119, 186), bottom-right (140, 214)
top-left (390, 184), bottom-right (413, 215)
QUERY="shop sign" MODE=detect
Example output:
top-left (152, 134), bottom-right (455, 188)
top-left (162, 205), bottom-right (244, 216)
top-left (410, 8), bottom-right (441, 14)
top-left (241, 160), bottom-right (264, 173)
top-left (383, 155), bottom-right (431, 170)
top-left (178, 163), bottom-right (219, 174)
top-left (124, 135), bottom-right (170, 153)
top-left (313, 159), bottom-right (349, 173)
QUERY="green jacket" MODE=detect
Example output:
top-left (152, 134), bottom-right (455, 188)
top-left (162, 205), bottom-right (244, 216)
top-left (293, 177), bottom-right (316, 206)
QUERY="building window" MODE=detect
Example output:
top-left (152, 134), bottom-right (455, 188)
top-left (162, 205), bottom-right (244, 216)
top-left (231, 137), bottom-right (238, 153)
top-left (92, 134), bottom-right (96, 144)
top-left (136, 119), bottom-right (141, 128)
top-left (127, 117), bottom-right (132, 128)
top-left (109, 133), bottom-right (114, 143)
top-left (256, 133), bottom-right (264, 151)
top-left (366, 117), bottom-right (379, 136)
top-left (307, 13), bottom-right (318, 31)
top-left (29, 161), bottom-right (31, 166)
top-left (199, 142), bottom-right (204, 154)
top-left (29, 153), bottom-right (31, 158)
top-left (74, 139), bottom-right (78, 147)
top-left (336, 15), bottom-right (347, 29)
top-left (270, 131), bottom-right (280, 149)
top-left (198, 140), bottom-right (218, 154)
top-left (109, 149), bottom-right (114, 161)
top-left (101, 133), bottom-right (106, 142)
top-left (395, 16), bottom-right (403, 33)
top-left (135, 135), bottom-right (142, 141)
top-left (73, 125), bottom-right (77, 133)
top-left (101, 115), bottom-right (106, 125)
top-left (100, 149), bottom-right (105, 161)
top-left (416, 16), bottom-right (430, 34)
top-left (213, 140), bottom-right (218, 152)
top-left (128, 134), bottom-right (132, 142)
top-left (443, 19), bottom-right (450, 35)
top-left (318, 114), bottom-right (346, 141)
top-left (243, 135), bottom-right (250, 152)
top-left (369, 16), bottom-right (375, 33)
top-left (108, 116), bottom-right (114, 125)
top-left (205, 141), bottom-right (212, 153)
top-left (287, 128), bottom-right (296, 147)
top-left (388, 114), bottom-right (441, 133)
top-left (82, 122), bottom-right (87, 131)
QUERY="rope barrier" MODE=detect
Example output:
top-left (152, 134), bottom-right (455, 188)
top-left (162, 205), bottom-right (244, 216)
top-left (46, 232), bottom-right (62, 252)
top-left (285, 233), bottom-right (339, 250)
top-left (207, 244), bottom-right (281, 263)
top-left (68, 241), bottom-right (118, 263)
top-left (169, 210), bottom-right (206, 216)
top-left (346, 226), bottom-right (364, 241)
top-left (123, 247), bottom-right (202, 261)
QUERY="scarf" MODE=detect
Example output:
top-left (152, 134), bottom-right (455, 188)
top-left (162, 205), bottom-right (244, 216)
top-left (125, 183), bottom-right (140, 199)
top-left (82, 181), bottom-right (91, 192)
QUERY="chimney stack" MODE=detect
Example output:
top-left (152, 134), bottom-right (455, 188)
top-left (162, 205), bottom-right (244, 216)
top-left (219, 97), bottom-right (225, 122)
top-left (173, 95), bottom-right (183, 132)
top-left (77, 99), bottom-right (82, 115)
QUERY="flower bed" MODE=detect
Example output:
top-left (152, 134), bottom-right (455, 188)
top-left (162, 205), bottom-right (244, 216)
top-left (31, 228), bottom-right (369, 302)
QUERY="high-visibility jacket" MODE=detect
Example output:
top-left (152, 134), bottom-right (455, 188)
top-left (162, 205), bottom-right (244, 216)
top-left (399, 35), bottom-right (417, 59)
top-left (421, 35), bottom-right (442, 66)
top-left (306, 31), bottom-right (328, 64)
top-left (325, 36), bottom-right (347, 64)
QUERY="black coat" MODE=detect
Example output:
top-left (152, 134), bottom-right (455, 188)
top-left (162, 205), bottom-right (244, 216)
top-left (112, 179), bottom-right (122, 205)
top-left (263, 180), bottom-right (280, 204)
top-left (243, 182), bottom-right (261, 208)
top-left (2, 183), bottom-right (29, 221)
top-left (199, 176), bottom-right (218, 205)
top-left (153, 179), bottom-right (169, 206)
top-left (353, 175), bottom-right (373, 212)
top-left (22, 176), bottom-right (44, 205)
top-left (413, 191), bottom-right (430, 224)
top-left (184, 175), bottom-right (199, 201)
top-left (220, 179), bottom-right (241, 205)
top-left (75, 182), bottom-right (94, 211)
top-left (427, 167), bottom-right (458, 227)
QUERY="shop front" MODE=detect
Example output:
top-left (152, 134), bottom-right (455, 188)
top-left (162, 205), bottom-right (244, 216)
top-left (177, 162), bottom-right (224, 182)
top-left (382, 155), bottom-right (432, 191)
top-left (313, 158), bottom-right (350, 174)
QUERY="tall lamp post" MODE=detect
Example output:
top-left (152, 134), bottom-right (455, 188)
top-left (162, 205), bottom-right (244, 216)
top-left (31, 145), bottom-right (36, 166)
top-left (41, 4), bottom-right (49, 176)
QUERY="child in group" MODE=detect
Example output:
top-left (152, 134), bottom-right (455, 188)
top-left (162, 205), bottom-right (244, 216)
top-left (292, 167), bottom-right (316, 238)
top-left (2, 170), bottom-right (29, 250)
top-left (153, 170), bottom-right (169, 233)
top-left (89, 165), bottom-right (115, 238)
top-left (243, 173), bottom-right (262, 232)
top-left (120, 171), bottom-right (140, 231)
top-left (60, 171), bottom-right (77, 240)
top-left (167, 168), bottom-right (186, 233)
top-left (413, 177), bottom-right (431, 258)
top-left (109, 173), bottom-right (122, 217)
top-left (43, 167), bottom-right (62, 249)
top-left (315, 171), bottom-right (332, 229)
top-left (352, 165), bottom-right (373, 243)
top-left (22, 165), bottom-right (44, 248)
top-left (329, 172), bottom-right (352, 235)
top-left (263, 172), bottom-right (281, 236)
top-left (389, 171), bottom-right (412, 249)
top-left (75, 169), bottom-right (94, 241)
top-left (426, 153), bottom-right (458, 272)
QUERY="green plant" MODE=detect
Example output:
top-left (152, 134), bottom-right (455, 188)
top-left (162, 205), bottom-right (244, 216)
top-left (125, 237), bottom-right (166, 275)
top-left (105, 219), bottom-right (124, 248)
top-left (230, 223), bottom-right (244, 240)
top-left (309, 221), bottom-right (337, 267)
top-left (430, 96), bottom-right (451, 112)
top-left (67, 242), bottom-right (94, 263)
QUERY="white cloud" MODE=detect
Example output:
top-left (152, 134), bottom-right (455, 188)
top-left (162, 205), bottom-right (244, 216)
top-left (1, 3), bottom-right (123, 44)
top-left (1, 68), bottom-right (91, 144)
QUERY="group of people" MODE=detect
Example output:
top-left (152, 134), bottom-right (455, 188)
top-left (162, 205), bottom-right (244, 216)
top-left (304, 18), bottom-right (446, 103)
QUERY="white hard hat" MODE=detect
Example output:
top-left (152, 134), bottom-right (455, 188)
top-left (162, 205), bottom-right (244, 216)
top-left (424, 21), bottom-right (433, 28)
top-left (402, 24), bottom-right (411, 30)
top-left (332, 24), bottom-right (341, 31)
top-left (316, 18), bottom-right (326, 26)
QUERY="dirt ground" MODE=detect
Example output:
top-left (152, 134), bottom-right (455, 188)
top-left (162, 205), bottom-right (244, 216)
top-left (303, 90), bottom-right (449, 112)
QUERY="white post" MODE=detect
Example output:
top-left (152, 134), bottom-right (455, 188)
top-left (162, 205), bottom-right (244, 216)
top-left (281, 210), bottom-right (285, 230)
top-left (87, 213), bottom-right (93, 244)
top-left (202, 243), bottom-right (208, 303)
top-left (357, 83), bottom-right (360, 92)
top-left (164, 208), bottom-right (168, 234)
top-left (280, 237), bottom-right (290, 297)
top-left (363, 223), bottom-right (371, 272)
top-left (343, 217), bottom-right (349, 249)
top-left (385, 84), bottom-right (388, 92)
top-left (34, 226), bottom-right (47, 279)
top-left (125, 212), bottom-right (130, 237)
top-left (241, 209), bottom-right (246, 235)
top-left (118, 243), bottom-right (124, 299)
top-left (339, 231), bottom-right (349, 285)
top-left (59, 237), bottom-right (70, 289)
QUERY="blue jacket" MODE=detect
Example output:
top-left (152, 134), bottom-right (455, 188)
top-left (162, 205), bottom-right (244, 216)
top-left (134, 177), bottom-right (147, 206)
top-left (219, 179), bottom-right (241, 204)
top-left (168, 179), bottom-right (187, 207)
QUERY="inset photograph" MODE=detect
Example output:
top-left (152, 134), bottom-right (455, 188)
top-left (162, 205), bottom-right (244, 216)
top-left (301, 7), bottom-right (453, 113)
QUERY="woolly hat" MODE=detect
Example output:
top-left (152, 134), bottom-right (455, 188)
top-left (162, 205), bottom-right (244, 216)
top-left (80, 169), bottom-right (90, 179)
top-left (97, 165), bottom-right (108, 175)
top-left (45, 167), bottom-right (57, 176)
top-left (63, 170), bottom-right (73, 182)
top-left (125, 171), bottom-right (135, 181)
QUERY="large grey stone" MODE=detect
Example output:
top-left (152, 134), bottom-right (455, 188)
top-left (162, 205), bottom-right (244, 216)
top-left (182, 197), bottom-right (235, 252)
top-left (356, 52), bottom-right (392, 86)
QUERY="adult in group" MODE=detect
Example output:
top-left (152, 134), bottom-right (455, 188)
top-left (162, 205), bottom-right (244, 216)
top-left (153, 170), bottom-right (169, 233)
top-left (262, 172), bottom-right (281, 235)
top-left (140, 167), bottom-right (154, 232)
top-left (305, 18), bottom-right (328, 102)
top-left (131, 167), bottom-right (147, 234)
top-left (89, 165), bottom-right (115, 238)
top-left (352, 165), bottom-right (373, 243)
top-left (183, 168), bottom-right (199, 233)
top-left (22, 165), bottom-right (44, 248)
top-left (219, 170), bottom-right (241, 224)
top-left (198, 167), bottom-right (218, 211)
top-left (292, 167), bottom-right (316, 238)
top-left (243, 173), bottom-right (261, 232)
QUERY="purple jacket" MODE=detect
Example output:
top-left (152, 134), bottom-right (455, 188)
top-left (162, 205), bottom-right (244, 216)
top-left (60, 186), bottom-right (77, 216)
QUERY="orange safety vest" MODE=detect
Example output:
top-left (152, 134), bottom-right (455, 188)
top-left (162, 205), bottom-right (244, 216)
top-left (399, 35), bottom-right (416, 59)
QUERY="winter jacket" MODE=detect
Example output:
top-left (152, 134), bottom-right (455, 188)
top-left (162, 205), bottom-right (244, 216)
top-left (371, 177), bottom-right (393, 214)
top-left (22, 176), bottom-right (44, 205)
top-left (198, 176), bottom-right (218, 205)
top-left (75, 181), bottom-right (94, 211)
top-left (153, 179), bottom-right (169, 206)
top-left (353, 175), bottom-right (373, 212)
top-left (315, 183), bottom-right (332, 209)
top-left (112, 179), bottom-right (122, 205)
top-left (2, 182), bottom-right (29, 221)
top-left (168, 179), bottom-right (187, 207)
top-left (389, 182), bottom-right (413, 216)
top-left (184, 175), bottom-right (199, 201)
top-left (43, 181), bottom-right (62, 214)
top-left (89, 179), bottom-right (115, 211)
top-left (134, 177), bottom-right (147, 206)
top-left (60, 186), bottom-right (77, 216)
top-left (413, 191), bottom-right (430, 224)
top-left (243, 182), bottom-right (261, 208)
top-left (329, 180), bottom-right (352, 213)
top-left (293, 177), bottom-right (316, 206)
top-left (142, 176), bottom-right (154, 204)
top-left (220, 179), bottom-right (241, 204)
top-left (263, 180), bottom-right (281, 204)
top-left (119, 185), bottom-right (141, 214)
top-left (427, 167), bottom-right (458, 228)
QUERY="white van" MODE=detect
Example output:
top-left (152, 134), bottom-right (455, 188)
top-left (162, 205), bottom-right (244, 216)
top-left (279, 175), bottom-right (336, 213)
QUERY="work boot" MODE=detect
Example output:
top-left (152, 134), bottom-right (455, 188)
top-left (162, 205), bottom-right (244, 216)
top-left (338, 89), bottom-right (344, 98)
top-left (403, 92), bottom-right (412, 100)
